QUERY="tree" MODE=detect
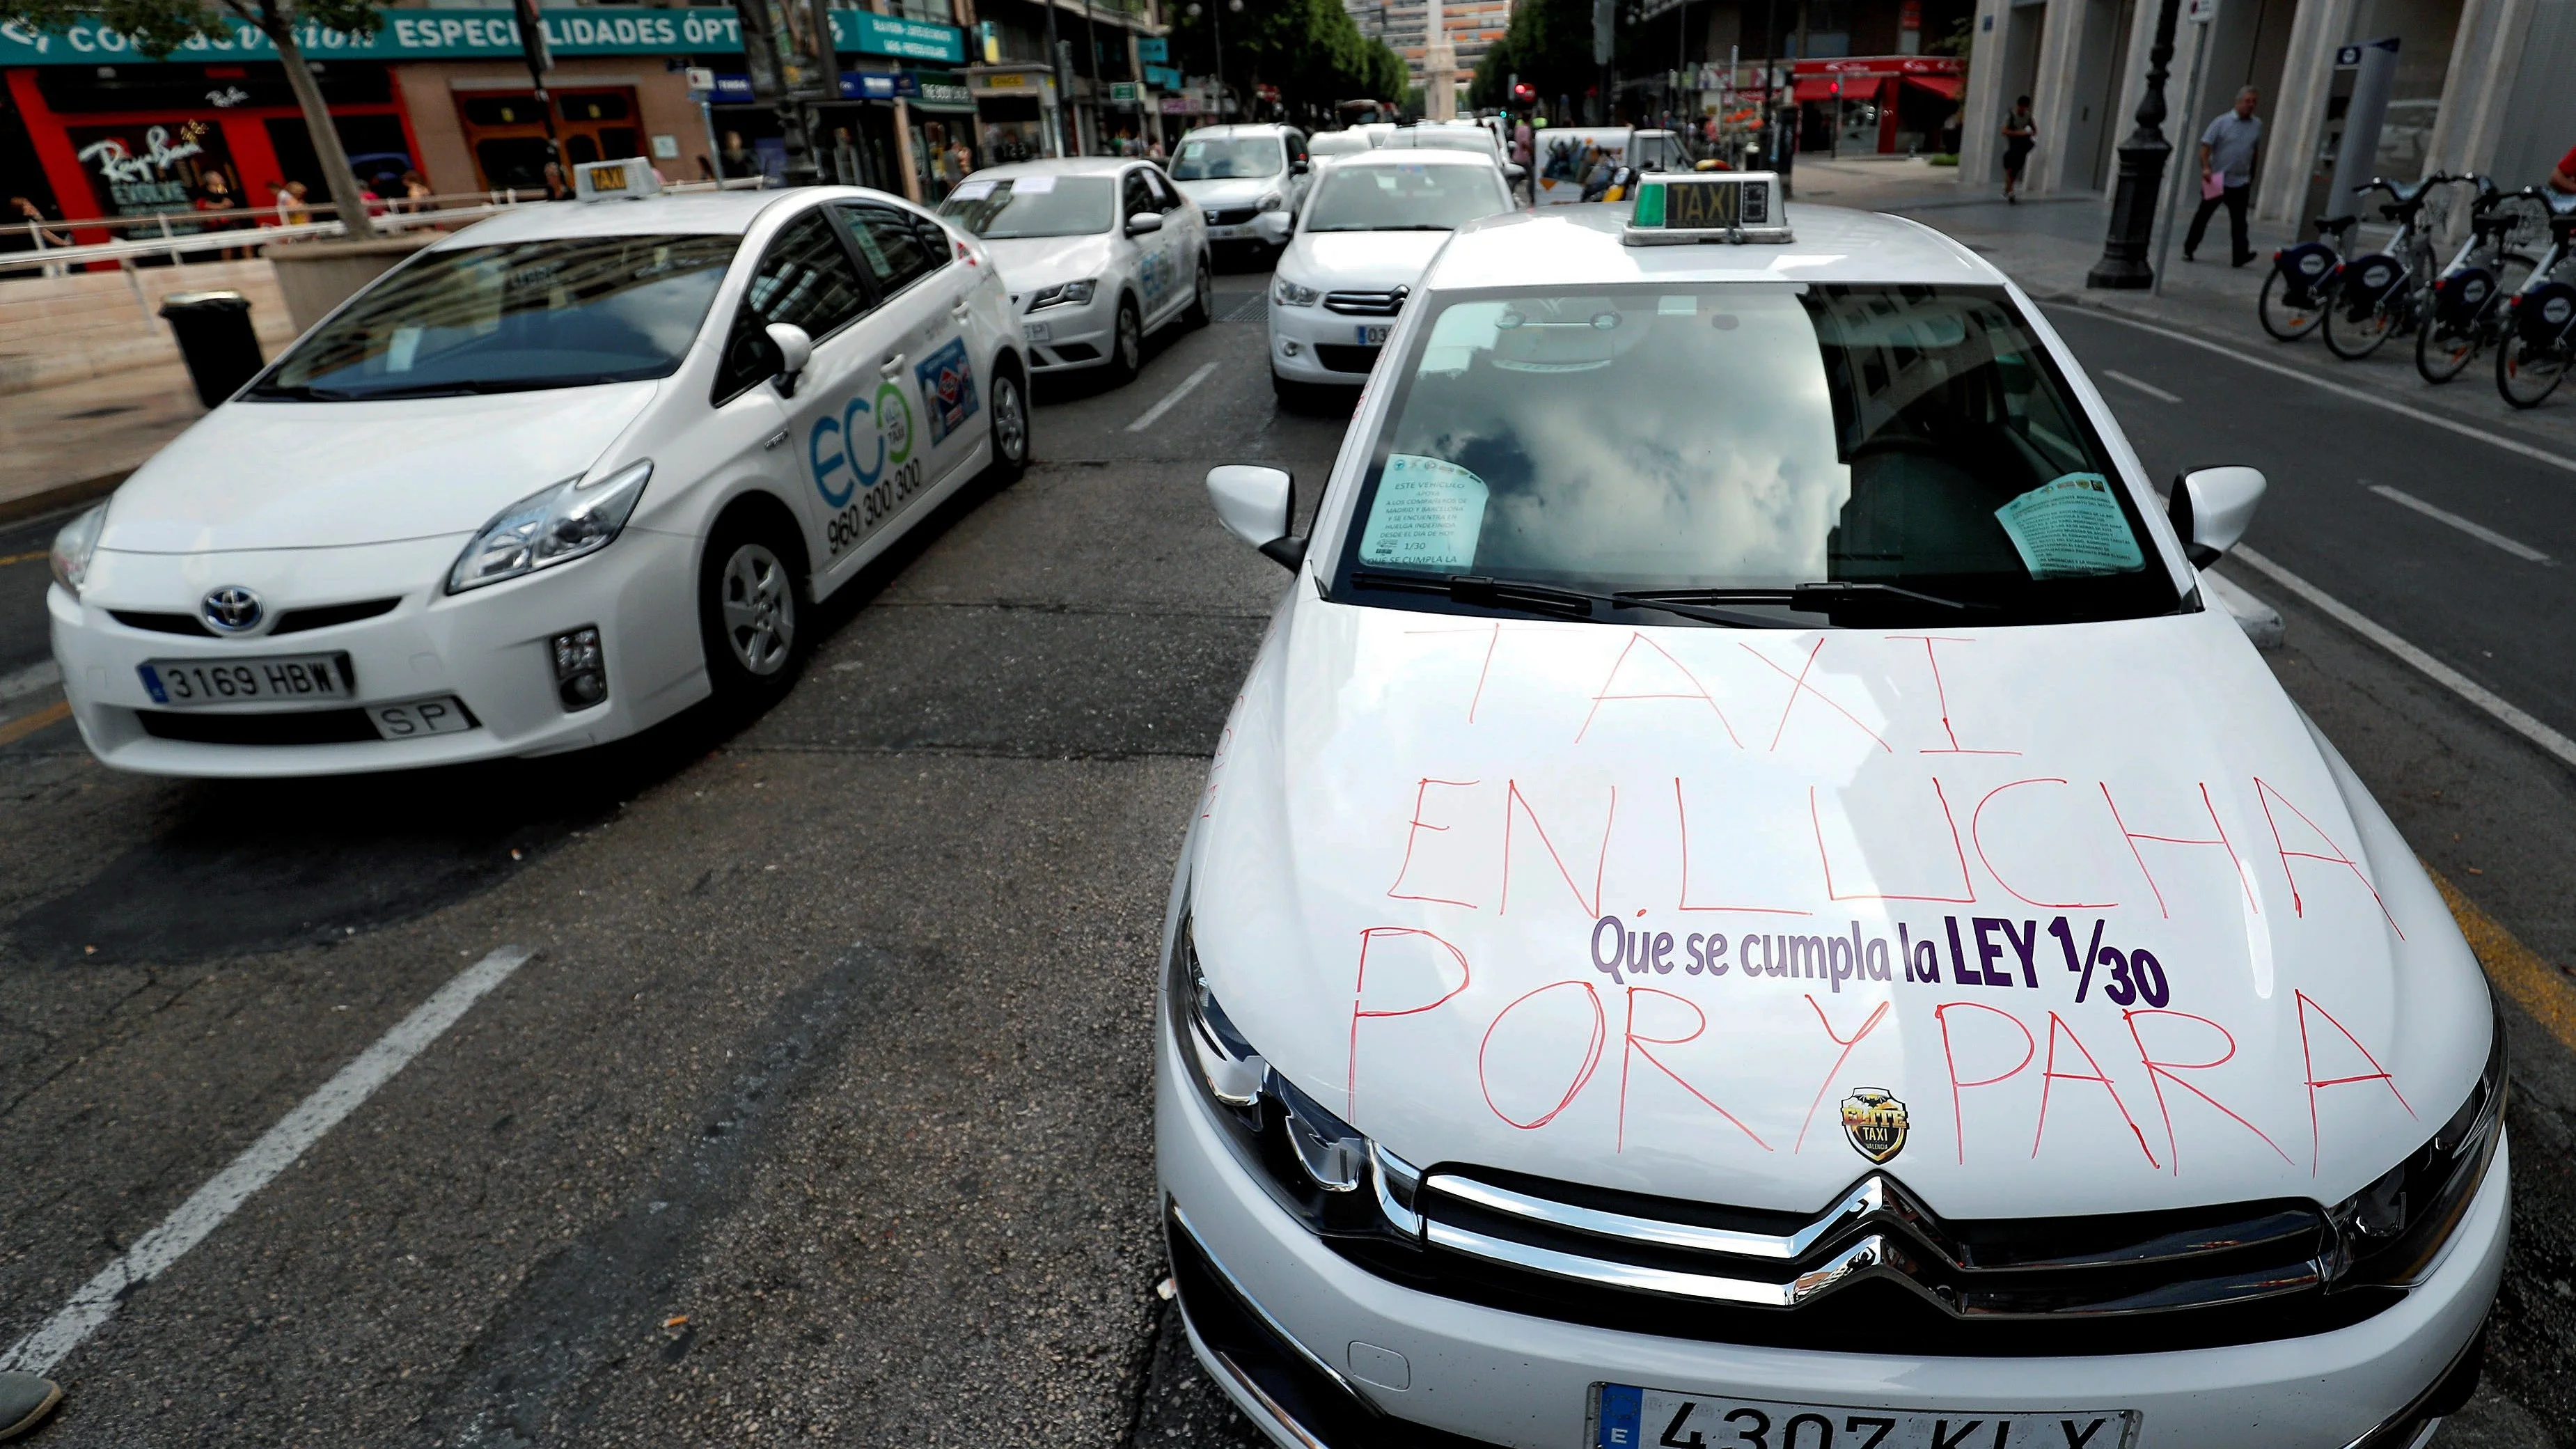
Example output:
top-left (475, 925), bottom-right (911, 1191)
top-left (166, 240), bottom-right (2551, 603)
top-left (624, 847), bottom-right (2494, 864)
top-left (1, 0), bottom-right (383, 237)
top-left (1175, 0), bottom-right (1405, 123)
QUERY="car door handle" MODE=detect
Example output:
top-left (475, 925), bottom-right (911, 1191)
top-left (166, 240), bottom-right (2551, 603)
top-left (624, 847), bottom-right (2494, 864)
top-left (879, 352), bottom-right (907, 377)
top-left (762, 428), bottom-right (789, 451)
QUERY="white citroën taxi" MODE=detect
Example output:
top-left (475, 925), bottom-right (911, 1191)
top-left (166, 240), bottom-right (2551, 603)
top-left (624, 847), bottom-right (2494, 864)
top-left (1162, 177), bottom-right (2504, 1449)
top-left (49, 165), bottom-right (1028, 776)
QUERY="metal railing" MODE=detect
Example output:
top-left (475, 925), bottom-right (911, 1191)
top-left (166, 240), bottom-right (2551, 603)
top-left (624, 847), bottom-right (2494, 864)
top-left (1, 178), bottom-right (770, 274)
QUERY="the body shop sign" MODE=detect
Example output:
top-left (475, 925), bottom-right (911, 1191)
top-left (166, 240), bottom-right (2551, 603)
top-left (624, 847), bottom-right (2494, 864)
top-left (0, 8), bottom-right (963, 65)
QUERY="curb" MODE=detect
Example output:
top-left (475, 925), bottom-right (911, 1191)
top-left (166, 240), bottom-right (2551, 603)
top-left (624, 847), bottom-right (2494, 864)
top-left (2427, 864), bottom-right (2576, 1055)
top-left (0, 469), bottom-right (127, 530)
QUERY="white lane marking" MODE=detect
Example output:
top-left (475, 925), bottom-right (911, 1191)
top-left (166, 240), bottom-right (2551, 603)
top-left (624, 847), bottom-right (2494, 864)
top-left (0, 660), bottom-right (60, 704)
top-left (2102, 369), bottom-right (2183, 404)
top-left (1126, 361), bottom-right (1220, 433)
top-left (0, 945), bottom-right (537, 1376)
top-left (2229, 547), bottom-right (2576, 770)
top-left (2064, 306), bottom-right (2576, 476)
top-left (2367, 483), bottom-right (2552, 563)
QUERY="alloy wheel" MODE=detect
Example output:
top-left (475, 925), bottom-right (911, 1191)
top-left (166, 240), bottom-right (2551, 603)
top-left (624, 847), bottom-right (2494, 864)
top-left (720, 542), bottom-right (796, 676)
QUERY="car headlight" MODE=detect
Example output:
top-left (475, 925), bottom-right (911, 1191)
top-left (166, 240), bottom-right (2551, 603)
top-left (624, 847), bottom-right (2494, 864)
top-left (446, 460), bottom-right (651, 595)
top-left (1257, 191), bottom-right (1285, 213)
top-left (1172, 907), bottom-right (1422, 1239)
top-left (1027, 279), bottom-right (1097, 311)
top-left (2324, 995), bottom-right (2506, 1288)
top-left (1272, 276), bottom-right (1320, 307)
top-left (49, 501), bottom-right (105, 597)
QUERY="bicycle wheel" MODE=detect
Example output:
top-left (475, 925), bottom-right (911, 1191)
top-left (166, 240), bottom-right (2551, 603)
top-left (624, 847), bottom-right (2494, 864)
top-left (2414, 318), bottom-right (2479, 382)
top-left (2497, 334), bottom-right (2569, 409)
top-left (2323, 292), bottom-right (2400, 359)
top-left (2259, 268), bottom-right (2326, 341)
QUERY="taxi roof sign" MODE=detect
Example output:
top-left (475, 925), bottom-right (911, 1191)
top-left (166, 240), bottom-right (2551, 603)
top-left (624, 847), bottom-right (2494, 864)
top-left (1624, 171), bottom-right (1792, 245)
top-left (575, 157), bottom-right (662, 203)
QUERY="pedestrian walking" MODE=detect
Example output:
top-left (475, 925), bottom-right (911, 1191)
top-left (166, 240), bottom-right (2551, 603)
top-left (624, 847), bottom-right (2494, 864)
top-left (273, 178), bottom-right (308, 225)
top-left (2183, 86), bottom-right (2264, 266)
top-left (0, 1371), bottom-right (61, 1441)
top-left (2000, 96), bottom-right (2036, 203)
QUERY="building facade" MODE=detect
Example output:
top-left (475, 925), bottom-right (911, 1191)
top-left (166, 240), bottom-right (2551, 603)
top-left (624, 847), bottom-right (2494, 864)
top-left (1958, 0), bottom-right (2576, 215)
top-left (1345, 0), bottom-right (1511, 102)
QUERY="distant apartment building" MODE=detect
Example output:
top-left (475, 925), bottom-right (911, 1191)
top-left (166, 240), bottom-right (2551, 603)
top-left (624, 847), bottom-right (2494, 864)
top-left (1346, 0), bottom-right (1512, 100)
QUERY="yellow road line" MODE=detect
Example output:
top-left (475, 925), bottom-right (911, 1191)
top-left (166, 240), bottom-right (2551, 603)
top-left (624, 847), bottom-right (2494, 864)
top-left (2428, 864), bottom-right (2576, 1052)
top-left (0, 699), bottom-right (69, 746)
top-left (0, 551), bottom-right (47, 567)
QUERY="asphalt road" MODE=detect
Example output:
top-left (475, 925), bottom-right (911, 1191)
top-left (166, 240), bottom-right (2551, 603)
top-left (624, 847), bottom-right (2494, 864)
top-left (1, 246), bottom-right (2574, 1447)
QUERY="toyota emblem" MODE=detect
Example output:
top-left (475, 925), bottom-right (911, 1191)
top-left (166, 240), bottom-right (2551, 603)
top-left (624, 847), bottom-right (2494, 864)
top-left (201, 586), bottom-right (263, 634)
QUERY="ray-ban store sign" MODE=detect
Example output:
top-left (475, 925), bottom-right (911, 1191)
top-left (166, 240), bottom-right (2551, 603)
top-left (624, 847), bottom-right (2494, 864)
top-left (0, 8), bottom-right (964, 65)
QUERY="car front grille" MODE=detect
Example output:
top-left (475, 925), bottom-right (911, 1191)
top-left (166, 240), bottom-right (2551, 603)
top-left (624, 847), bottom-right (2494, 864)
top-left (1326, 1163), bottom-right (2395, 1354)
top-left (110, 597), bottom-right (403, 639)
top-left (1313, 344), bottom-right (1381, 374)
top-left (138, 707), bottom-right (383, 746)
top-left (1206, 205), bottom-right (1259, 226)
top-left (1323, 290), bottom-right (1405, 316)
top-left (109, 609), bottom-right (214, 636)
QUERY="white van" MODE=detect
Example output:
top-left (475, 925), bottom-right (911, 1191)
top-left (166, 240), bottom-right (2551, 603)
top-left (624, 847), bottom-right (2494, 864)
top-left (1530, 126), bottom-right (1628, 206)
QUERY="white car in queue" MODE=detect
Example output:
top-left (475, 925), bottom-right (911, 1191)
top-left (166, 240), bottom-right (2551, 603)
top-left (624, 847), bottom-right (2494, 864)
top-left (1170, 123), bottom-right (1312, 259)
top-left (938, 157), bottom-right (1212, 385)
top-left (47, 164), bottom-right (1030, 777)
top-left (1167, 175), bottom-right (2504, 1449)
top-left (1268, 149), bottom-right (1516, 406)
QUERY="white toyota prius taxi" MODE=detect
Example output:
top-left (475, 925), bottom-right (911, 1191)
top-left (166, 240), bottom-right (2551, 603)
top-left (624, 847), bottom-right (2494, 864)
top-left (47, 169), bottom-right (1027, 776)
top-left (1163, 176), bottom-right (2504, 1449)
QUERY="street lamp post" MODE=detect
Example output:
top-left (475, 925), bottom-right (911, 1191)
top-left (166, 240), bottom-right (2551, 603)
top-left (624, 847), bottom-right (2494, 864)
top-left (2087, 0), bottom-right (2183, 289)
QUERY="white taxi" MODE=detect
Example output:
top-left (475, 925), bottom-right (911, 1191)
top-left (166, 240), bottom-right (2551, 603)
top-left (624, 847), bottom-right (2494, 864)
top-left (938, 157), bottom-right (1211, 384)
top-left (1165, 178), bottom-right (2503, 1449)
top-left (1268, 150), bottom-right (1516, 405)
top-left (1170, 124), bottom-right (1312, 258)
top-left (48, 168), bottom-right (1028, 776)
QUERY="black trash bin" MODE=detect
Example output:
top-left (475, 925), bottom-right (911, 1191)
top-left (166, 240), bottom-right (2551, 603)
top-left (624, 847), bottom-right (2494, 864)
top-left (159, 291), bottom-right (265, 407)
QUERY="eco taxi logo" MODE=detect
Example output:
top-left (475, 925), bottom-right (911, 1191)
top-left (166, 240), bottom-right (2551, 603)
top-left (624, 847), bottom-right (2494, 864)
top-left (1839, 1088), bottom-right (1908, 1165)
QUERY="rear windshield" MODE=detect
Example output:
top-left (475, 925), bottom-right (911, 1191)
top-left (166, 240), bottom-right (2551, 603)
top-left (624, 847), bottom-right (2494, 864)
top-left (938, 175), bottom-right (1115, 238)
top-left (1328, 283), bottom-right (2181, 626)
top-left (1304, 164), bottom-right (1512, 233)
top-left (251, 234), bottom-right (735, 400)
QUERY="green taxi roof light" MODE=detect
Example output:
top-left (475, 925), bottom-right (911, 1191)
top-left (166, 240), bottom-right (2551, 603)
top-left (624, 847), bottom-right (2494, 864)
top-left (1634, 180), bottom-right (1666, 229)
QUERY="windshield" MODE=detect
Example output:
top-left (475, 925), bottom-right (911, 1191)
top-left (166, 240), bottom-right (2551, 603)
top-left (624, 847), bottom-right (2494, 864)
top-left (1305, 163), bottom-right (1511, 232)
top-left (1329, 284), bottom-right (2181, 625)
top-left (938, 174), bottom-right (1115, 238)
top-left (1172, 137), bottom-right (1282, 180)
top-left (253, 235), bottom-right (735, 400)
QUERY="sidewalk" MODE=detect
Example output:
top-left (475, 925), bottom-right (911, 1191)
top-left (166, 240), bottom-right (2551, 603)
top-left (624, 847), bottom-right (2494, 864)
top-left (1791, 155), bottom-right (2576, 460)
top-left (0, 361), bottom-right (205, 524)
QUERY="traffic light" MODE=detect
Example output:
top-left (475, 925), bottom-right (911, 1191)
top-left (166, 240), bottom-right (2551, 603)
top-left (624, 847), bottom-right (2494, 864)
top-left (1511, 81), bottom-right (1536, 104)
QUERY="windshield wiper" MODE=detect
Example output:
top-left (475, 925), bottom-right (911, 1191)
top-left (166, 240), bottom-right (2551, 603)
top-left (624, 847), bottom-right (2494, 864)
top-left (1619, 581), bottom-right (1995, 613)
top-left (1349, 570), bottom-right (1789, 627)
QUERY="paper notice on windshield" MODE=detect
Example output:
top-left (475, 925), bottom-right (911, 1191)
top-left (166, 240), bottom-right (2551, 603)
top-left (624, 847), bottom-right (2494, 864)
top-left (1993, 472), bottom-right (2145, 578)
top-left (1359, 454), bottom-right (1490, 571)
top-left (951, 178), bottom-right (997, 201)
top-left (1006, 174), bottom-right (1056, 194)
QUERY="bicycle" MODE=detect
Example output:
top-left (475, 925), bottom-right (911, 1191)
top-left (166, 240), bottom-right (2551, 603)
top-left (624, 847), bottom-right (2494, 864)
top-left (2414, 179), bottom-right (2539, 384)
top-left (2495, 195), bottom-right (2576, 409)
top-left (2259, 215), bottom-right (2353, 342)
top-left (2323, 175), bottom-right (2460, 361)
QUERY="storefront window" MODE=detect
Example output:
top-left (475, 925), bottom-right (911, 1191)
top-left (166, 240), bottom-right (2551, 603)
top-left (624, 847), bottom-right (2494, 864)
top-left (67, 118), bottom-right (234, 221)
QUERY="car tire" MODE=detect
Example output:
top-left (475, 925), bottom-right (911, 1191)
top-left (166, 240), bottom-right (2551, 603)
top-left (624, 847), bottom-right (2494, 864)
top-left (987, 354), bottom-right (1031, 483)
top-left (1106, 295), bottom-right (1144, 385)
top-left (698, 507), bottom-right (806, 714)
top-left (1184, 256), bottom-right (1215, 329)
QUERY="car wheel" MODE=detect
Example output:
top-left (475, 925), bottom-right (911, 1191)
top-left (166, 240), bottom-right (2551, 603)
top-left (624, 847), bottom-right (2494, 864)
top-left (698, 511), bottom-right (805, 712)
top-left (1185, 257), bottom-right (1215, 329)
top-left (987, 357), bottom-right (1030, 483)
top-left (1106, 296), bottom-right (1144, 384)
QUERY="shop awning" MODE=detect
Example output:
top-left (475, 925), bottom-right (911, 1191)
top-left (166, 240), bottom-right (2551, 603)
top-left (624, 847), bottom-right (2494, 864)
top-left (1903, 74), bottom-right (1964, 100)
top-left (1791, 77), bottom-right (1842, 102)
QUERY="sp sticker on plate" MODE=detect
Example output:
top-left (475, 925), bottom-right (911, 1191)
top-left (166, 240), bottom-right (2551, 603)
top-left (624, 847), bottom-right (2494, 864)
top-left (913, 338), bottom-right (981, 446)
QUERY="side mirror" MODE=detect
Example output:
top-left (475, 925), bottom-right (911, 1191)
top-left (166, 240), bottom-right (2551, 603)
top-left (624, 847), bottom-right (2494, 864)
top-left (1502, 162), bottom-right (1527, 183)
top-left (1207, 464), bottom-right (1304, 570)
top-left (2169, 465), bottom-right (2266, 567)
top-left (765, 322), bottom-right (812, 398)
top-left (1126, 210), bottom-right (1165, 235)
top-left (1291, 158), bottom-right (1310, 175)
